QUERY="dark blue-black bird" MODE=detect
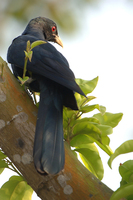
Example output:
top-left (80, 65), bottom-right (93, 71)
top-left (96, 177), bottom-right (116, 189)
top-left (7, 17), bottom-right (85, 174)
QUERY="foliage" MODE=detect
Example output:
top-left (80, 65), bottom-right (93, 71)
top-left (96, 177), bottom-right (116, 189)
top-left (108, 140), bottom-right (133, 200)
top-left (18, 40), bottom-right (46, 104)
top-left (0, 150), bottom-right (33, 199)
top-left (18, 40), bottom-right (46, 84)
top-left (0, 175), bottom-right (33, 200)
top-left (63, 76), bottom-right (123, 180)
top-left (108, 140), bottom-right (133, 168)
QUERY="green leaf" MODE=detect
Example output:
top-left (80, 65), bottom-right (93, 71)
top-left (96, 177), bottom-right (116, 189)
top-left (86, 135), bottom-right (113, 156)
top-left (76, 77), bottom-right (98, 95)
top-left (81, 96), bottom-right (96, 106)
top-left (95, 124), bottom-right (113, 136)
top-left (0, 176), bottom-right (33, 200)
top-left (0, 168), bottom-right (5, 175)
top-left (70, 134), bottom-right (93, 147)
top-left (73, 117), bottom-right (100, 126)
top-left (101, 135), bottom-right (110, 145)
top-left (119, 160), bottom-right (133, 183)
top-left (9, 176), bottom-right (23, 181)
top-left (70, 117), bottom-right (113, 155)
top-left (71, 150), bottom-right (78, 158)
top-left (93, 112), bottom-right (123, 128)
top-left (120, 179), bottom-right (128, 186)
top-left (63, 107), bottom-right (77, 130)
top-left (79, 104), bottom-right (99, 113)
top-left (0, 151), bottom-right (6, 159)
top-left (75, 144), bottom-right (104, 180)
top-left (73, 121), bottom-right (101, 135)
top-left (26, 40), bottom-right (31, 52)
top-left (27, 51), bottom-right (33, 62)
top-left (31, 40), bottom-right (46, 49)
top-left (127, 195), bottom-right (133, 200)
top-left (0, 152), bottom-right (8, 175)
top-left (71, 118), bottom-right (113, 155)
top-left (108, 140), bottom-right (133, 168)
top-left (99, 105), bottom-right (106, 115)
top-left (79, 104), bottom-right (106, 115)
top-left (63, 107), bottom-right (76, 122)
top-left (75, 94), bottom-right (96, 108)
top-left (0, 160), bottom-right (9, 169)
top-left (18, 76), bottom-right (29, 85)
top-left (24, 51), bottom-right (28, 58)
top-left (110, 183), bottom-right (133, 200)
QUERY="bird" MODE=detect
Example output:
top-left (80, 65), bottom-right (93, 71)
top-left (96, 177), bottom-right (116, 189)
top-left (7, 17), bottom-right (85, 175)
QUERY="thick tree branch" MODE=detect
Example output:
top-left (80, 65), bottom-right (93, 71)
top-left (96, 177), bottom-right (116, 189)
top-left (0, 57), bottom-right (113, 200)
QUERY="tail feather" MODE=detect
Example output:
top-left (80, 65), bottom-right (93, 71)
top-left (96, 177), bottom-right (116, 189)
top-left (41, 104), bottom-right (64, 174)
top-left (33, 79), bottom-right (65, 174)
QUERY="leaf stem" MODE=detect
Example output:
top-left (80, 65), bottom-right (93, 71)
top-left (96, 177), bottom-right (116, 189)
top-left (5, 158), bottom-right (23, 178)
top-left (23, 57), bottom-right (28, 79)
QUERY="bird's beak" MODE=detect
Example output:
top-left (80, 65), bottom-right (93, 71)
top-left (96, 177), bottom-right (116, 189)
top-left (54, 35), bottom-right (63, 48)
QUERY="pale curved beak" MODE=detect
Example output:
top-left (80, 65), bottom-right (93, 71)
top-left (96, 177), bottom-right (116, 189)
top-left (54, 35), bottom-right (63, 48)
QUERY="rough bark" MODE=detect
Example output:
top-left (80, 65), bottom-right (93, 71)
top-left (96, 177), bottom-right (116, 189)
top-left (0, 57), bottom-right (113, 200)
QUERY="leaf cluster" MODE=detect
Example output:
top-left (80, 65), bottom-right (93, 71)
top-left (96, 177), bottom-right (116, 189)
top-left (0, 150), bottom-right (33, 199)
top-left (108, 140), bottom-right (133, 200)
top-left (63, 77), bottom-right (123, 180)
top-left (18, 40), bottom-right (46, 85)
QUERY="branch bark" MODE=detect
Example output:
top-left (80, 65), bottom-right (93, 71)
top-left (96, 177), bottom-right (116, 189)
top-left (0, 57), bottom-right (113, 200)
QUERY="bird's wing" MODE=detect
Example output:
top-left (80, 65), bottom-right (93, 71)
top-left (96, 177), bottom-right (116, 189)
top-left (7, 35), bottom-right (85, 96)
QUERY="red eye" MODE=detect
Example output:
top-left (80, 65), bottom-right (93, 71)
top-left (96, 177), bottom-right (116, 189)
top-left (52, 26), bottom-right (56, 32)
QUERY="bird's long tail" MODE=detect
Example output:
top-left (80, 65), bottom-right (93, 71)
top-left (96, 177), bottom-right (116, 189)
top-left (33, 79), bottom-right (65, 174)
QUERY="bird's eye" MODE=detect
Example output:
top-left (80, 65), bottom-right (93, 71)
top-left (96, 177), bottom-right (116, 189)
top-left (52, 26), bottom-right (56, 32)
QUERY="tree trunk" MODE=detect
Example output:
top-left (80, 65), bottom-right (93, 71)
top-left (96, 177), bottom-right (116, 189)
top-left (0, 57), bottom-right (113, 200)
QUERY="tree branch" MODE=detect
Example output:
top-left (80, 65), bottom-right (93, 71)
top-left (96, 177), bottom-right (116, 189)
top-left (0, 57), bottom-right (113, 200)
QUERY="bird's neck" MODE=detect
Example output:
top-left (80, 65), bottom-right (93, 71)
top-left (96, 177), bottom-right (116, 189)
top-left (22, 25), bottom-right (45, 40)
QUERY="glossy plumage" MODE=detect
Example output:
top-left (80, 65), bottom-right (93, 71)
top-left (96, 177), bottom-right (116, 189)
top-left (7, 17), bottom-right (85, 174)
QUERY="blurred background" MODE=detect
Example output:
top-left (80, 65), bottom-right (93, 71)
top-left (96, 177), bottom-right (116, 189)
top-left (0, 0), bottom-right (133, 199)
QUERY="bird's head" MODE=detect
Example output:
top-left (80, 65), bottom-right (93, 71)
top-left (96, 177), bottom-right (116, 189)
top-left (23, 17), bottom-right (63, 47)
